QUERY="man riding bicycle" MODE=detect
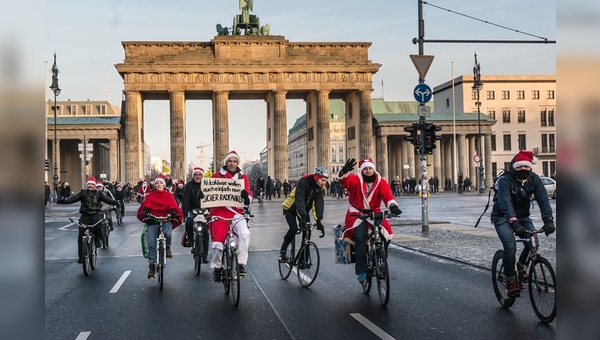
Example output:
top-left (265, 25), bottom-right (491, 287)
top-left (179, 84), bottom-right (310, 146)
top-left (96, 181), bottom-right (115, 231)
top-left (338, 158), bottom-right (402, 283)
top-left (182, 167), bottom-right (209, 264)
top-left (278, 167), bottom-right (327, 262)
top-left (209, 150), bottom-right (253, 282)
top-left (57, 176), bottom-right (118, 264)
top-left (491, 150), bottom-right (555, 297)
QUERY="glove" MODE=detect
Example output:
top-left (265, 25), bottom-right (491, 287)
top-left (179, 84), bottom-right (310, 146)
top-left (299, 219), bottom-right (307, 230)
top-left (198, 191), bottom-right (204, 200)
top-left (139, 207), bottom-right (150, 220)
top-left (341, 158), bottom-right (357, 174)
top-left (169, 209), bottom-right (180, 218)
top-left (56, 199), bottom-right (66, 204)
top-left (542, 221), bottom-right (555, 236)
top-left (240, 189), bottom-right (249, 199)
top-left (389, 204), bottom-right (402, 216)
top-left (509, 221), bottom-right (528, 238)
top-left (316, 220), bottom-right (325, 238)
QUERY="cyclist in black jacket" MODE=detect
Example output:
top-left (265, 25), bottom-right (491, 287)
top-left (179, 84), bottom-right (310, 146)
top-left (278, 168), bottom-right (328, 262)
top-left (182, 167), bottom-right (209, 263)
top-left (491, 150), bottom-right (555, 297)
top-left (58, 176), bottom-right (118, 263)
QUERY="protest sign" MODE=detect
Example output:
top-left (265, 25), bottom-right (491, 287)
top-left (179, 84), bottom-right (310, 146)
top-left (201, 178), bottom-right (245, 208)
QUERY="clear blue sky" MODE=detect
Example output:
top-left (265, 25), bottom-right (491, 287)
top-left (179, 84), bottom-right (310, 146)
top-left (43, 0), bottom-right (555, 169)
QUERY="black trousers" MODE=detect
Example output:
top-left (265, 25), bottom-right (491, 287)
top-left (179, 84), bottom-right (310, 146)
top-left (185, 215), bottom-right (209, 257)
top-left (77, 213), bottom-right (103, 260)
top-left (281, 209), bottom-right (300, 252)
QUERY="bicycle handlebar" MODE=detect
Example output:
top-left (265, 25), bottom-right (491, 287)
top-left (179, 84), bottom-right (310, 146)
top-left (69, 217), bottom-right (104, 228)
top-left (143, 213), bottom-right (173, 223)
top-left (352, 210), bottom-right (397, 220)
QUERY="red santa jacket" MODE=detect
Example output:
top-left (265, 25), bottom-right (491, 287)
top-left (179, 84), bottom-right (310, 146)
top-left (339, 171), bottom-right (397, 243)
top-left (136, 189), bottom-right (183, 228)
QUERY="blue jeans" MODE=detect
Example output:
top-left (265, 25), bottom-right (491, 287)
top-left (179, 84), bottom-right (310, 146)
top-left (354, 221), bottom-right (369, 276)
top-left (492, 216), bottom-right (538, 277)
top-left (147, 222), bottom-right (172, 264)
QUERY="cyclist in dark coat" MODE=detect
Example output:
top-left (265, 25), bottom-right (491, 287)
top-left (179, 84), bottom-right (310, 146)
top-left (58, 176), bottom-right (118, 264)
top-left (491, 150), bottom-right (555, 297)
top-left (181, 167), bottom-right (209, 263)
top-left (278, 168), bottom-right (328, 262)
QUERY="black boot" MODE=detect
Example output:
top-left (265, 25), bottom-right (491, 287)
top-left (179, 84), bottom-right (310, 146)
top-left (148, 263), bottom-right (156, 279)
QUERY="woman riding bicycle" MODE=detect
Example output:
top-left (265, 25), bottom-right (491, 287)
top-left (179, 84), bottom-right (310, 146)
top-left (491, 150), bottom-right (555, 297)
top-left (278, 167), bottom-right (327, 263)
top-left (338, 158), bottom-right (402, 283)
top-left (209, 150), bottom-right (253, 282)
top-left (57, 176), bottom-right (118, 264)
top-left (137, 174), bottom-right (183, 279)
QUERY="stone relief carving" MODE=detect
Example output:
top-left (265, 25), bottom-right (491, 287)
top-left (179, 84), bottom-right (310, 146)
top-left (179, 73), bottom-right (189, 83)
top-left (164, 73), bottom-right (174, 83)
top-left (238, 74), bottom-right (247, 83)
top-left (269, 73), bottom-right (277, 82)
top-left (210, 74), bottom-right (218, 83)
top-left (150, 74), bottom-right (159, 83)
top-left (284, 73), bottom-right (292, 82)
top-left (254, 73), bottom-right (264, 82)
top-left (327, 73), bottom-right (335, 82)
top-left (298, 73), bottom-right (306, 82)
top-left (340, 73), bottom-right (349, 82)
top-left (194, 74), bottom-right (204, 83)
top-left (225, 74), bottom-right (233, 82)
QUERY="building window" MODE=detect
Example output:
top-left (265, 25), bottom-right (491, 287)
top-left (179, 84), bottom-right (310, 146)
top-left (518, 134), bottom-right (526, 150)
top-left (547, 90), bottom-right (555, 99)
top-left (331, 146), bottom-right (335, 153)
top-left (68, 105), bottom-right (77, 115)
top-left (487, 91), bottom-right (495, 100)
top-left (504, 162), bottom-right (512, 170)
top-left (491, 134), bottom-right (496, 151)
top-left (503, 134), bottom-right (512, 151)
top-left (488, 110), bottom-right (495, 119)
top-left (471, 90), bottom-right (477, 100)
top-left (83, 104), bottom-right (93, 115)
top-left (97, 105), bottom-right (106, 115)
top-left (332, 154), bottom-right (336, 163)
top-left (492, 162), bottom-right (497, 178)
top-left (339, 145), bottom-right (343, 152)
top-left (548, 109), bottom-right (554, 126)
top-left (532, 90), bottom-right (540, 99)
top-left (549, 133), bottom-right (555, 153)
top-left (502, 91), bottom-right (510, 100)
top-left (540, 109), bottom-right (547, 127)
top-left (541, 134), bottom-right (548, 152)
top-left (518, 110), bottom-right (526, 123)
top-left (347, 126), bottom-right (356, 141)
top-left (446, 98), bottom-right (450, 108)
top-left (550, 161), bottom-right (556, 177)
top-left (502, 110), bottom-right (511, 123)
top-left (517, 90), bottom-right (525, 99)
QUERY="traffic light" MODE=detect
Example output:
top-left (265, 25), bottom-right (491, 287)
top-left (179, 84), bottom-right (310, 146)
top-left (404, 123), bottom-right (420, 145)
top-left (423, 123), bottom-right (442, 154)
top-left (45, 159), bottom-right (50, 171)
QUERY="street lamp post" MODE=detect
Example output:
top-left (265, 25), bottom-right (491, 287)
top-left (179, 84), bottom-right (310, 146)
top-left (472, 52), bottom-right (485, 193)
top-left (50, 53), bottom-right (61, 196)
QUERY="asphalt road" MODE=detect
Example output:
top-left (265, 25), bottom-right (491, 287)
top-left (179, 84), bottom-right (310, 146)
top-left (45, 194), bottom-right (556, 339)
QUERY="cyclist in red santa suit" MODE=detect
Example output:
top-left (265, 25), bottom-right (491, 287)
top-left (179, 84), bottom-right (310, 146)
top-left (338, 158), bottom-right (402, 283)
top-left (209, 150), bottom-right (253, 282)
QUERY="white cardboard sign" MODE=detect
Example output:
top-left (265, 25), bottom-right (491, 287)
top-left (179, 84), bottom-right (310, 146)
top-left (201, 178), bottom-right (245, 208)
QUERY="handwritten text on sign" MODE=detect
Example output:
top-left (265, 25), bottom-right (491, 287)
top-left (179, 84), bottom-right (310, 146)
top-left (201, 178), bottom-right (244, 208)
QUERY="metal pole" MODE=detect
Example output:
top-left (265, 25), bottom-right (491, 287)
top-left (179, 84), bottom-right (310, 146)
top-left (417, 0), bottom-right (428, 232)
top-left (473, 53), bottom-right (485, 193)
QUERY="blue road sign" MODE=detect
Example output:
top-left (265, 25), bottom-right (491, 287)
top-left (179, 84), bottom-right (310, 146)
top-left (413, 84), bottom-right (432, 103)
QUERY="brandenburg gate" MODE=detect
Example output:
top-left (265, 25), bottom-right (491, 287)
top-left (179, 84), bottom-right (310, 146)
top-left (115, 35), bottom-right (380, 184)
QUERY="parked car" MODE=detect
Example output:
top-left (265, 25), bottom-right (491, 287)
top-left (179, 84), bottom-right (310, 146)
top-left (540, 176), bottom-right (556, 199)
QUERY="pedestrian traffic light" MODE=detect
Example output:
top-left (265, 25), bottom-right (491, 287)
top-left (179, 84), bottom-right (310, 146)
top-left (423, 123), bottom-right (442, 154)
top-left (45, 159), bottom-right (50, 171)
top-left (404, 123), bottom-right (420, 145)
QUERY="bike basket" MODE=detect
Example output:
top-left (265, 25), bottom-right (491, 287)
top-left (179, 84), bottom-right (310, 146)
top-left (334, 225), bottom-right (355, 264)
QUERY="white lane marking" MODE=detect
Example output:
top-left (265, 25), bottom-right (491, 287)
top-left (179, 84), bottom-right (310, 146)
top-left (291, 267), bottom-right (312, 283)
top-left (45, 238), bottom-right (55, 240)
top-left (75, 331), bottom-right (91, 340)
top-left (109, 270), bottom-right (131, 293)
top-left (58, 222), bottom-right (75, 231)
top-left (350, 313), bottom-right (395, 340)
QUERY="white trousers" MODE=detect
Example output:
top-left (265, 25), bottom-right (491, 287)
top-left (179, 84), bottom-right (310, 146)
top-left (210, 215), bottom-right (250, 268)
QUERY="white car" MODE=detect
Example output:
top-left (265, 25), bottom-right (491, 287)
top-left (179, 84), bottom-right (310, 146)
top-left (540, 177), bottom-right (556, 199)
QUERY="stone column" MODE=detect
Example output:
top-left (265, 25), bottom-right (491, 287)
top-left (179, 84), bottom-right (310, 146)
top-left (405, 140), bottom-right (415, 177)
top-left (359, 90), bottom-right (374, 159)
top-left (274, 91), bottom-right (288, 182)
top-left (316, 90), bottom-right (331, 171)
top-left (443, 137), bottom-right (452, 190)
top-left (433, 140), bottom-right (441, 180)
top-left (458, 134), bottom-right (467, 179)
top-left (109, 138), bottom-right (118, 182)
top-left (170, 91), bottom-right (186, 180)
top-left (377, 135), bottom-right (389, 179)
top-left (485, 133), bottom-right (493, 188)
top-left (469, 136), bottom-right (477, 182)
top-left (395, 140), bottom-right (404, 179)
top-left (124, 91), bottom-right (142, 184)
top-left (401, 140), bottom-right (409, 178)
top-left (212, 91), bottom-right (229, 169)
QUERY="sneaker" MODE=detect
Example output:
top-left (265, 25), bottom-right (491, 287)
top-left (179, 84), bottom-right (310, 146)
top-left (507, 280), bottom-right (521, 297)
top-left (278, 251), bottom-right (287, 263)
top-left (95, 238), bottom-right (103, 248)
top-left (148, 263), bottom-right (156, 280)
top-left (213, 268), bottom-right (223, 282)
top-left (357, 273), bottom-right (367, 283)
top-left (109, 225), bottom-right (114, 231)
top-left (239, 265), bottom-right (246, 277)
top-left (202, 256), bottom-right (209, 264)
top-left (166, 247), bottom-right (172, 258)
top-left (184, 240), bottom-right (193, 248)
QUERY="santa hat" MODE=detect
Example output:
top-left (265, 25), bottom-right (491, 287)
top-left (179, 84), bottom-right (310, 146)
top-left (193, 167), bottom-right (204, 175)
top-left (359, 158), bottom-right (376, 172)
top-left (512, 150), bottom-right (538, 169)
top-left (96, 181), bottom-right (104, 187)
top-left (86, 176), bottom-right (97, 185)
top-left (223, 150), bottom-right (241, 165)
top-left (177, 180), bottom-right (184, 187)
top-left (154, 174), bottom-right (166, 185)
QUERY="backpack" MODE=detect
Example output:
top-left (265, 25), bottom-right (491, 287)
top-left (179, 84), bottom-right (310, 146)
top-left (474, 169), bottom-right (506, 228)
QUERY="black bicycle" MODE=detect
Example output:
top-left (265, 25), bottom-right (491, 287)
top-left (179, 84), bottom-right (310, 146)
top-left (355, 210), bottom-right (394, 306)
top-left (191, 208), bottom-right (210, 276)
top-left (69, 217), bottom-right (103, 276)
top-left (114, 202), bottom-right (123, 226)
top-left (278, 221), bottom-right (322, 287)
top-left (144, 213), bottom-right (173, 290)
top-left (492, 228), bottom-right (556, 323)
top-left (99, 211), bottom-right (110, 249)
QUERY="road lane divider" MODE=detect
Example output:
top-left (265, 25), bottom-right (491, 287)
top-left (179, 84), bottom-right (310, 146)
top-left (350, 313), bottom-right (395, 340)
top-left (75, 331), bottom-right (91, 339)
top-left (109, 271), bottom-right (131, 293)
top-left (58, 222), bottom-right (75, 231)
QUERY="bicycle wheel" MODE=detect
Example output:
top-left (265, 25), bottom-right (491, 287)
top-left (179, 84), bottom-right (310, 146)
top-left (116, 210), bottom-right (123, 226)
top-left (194, 233), bottom-right (202, 276)
top-left (491, 249), bottom-right (516, 308)
top-left (222, 246), bottom-right (230, 294)
top-left (259, 195), bottom-right (263, 207)
top-left (278, 239), bottom-right (294, 280)
top-left (297, 242), bottom-right (320, 287)
top-left (362, 250), bottom-right (374, 294)
top-left (158, 241), bottom-right (165, 290)
top-left (375, 248), bottom-right (390, 306)
top-left (103, 223), bottom-right (110, 248)
top-left (91, 238), bottom-right (97, 270)
top-left (230, 251), bottom-right (240, 306)
top-left (528, 256), bottom-right (556, 323)
top-left (82, 237), bottom-right (91, 276)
